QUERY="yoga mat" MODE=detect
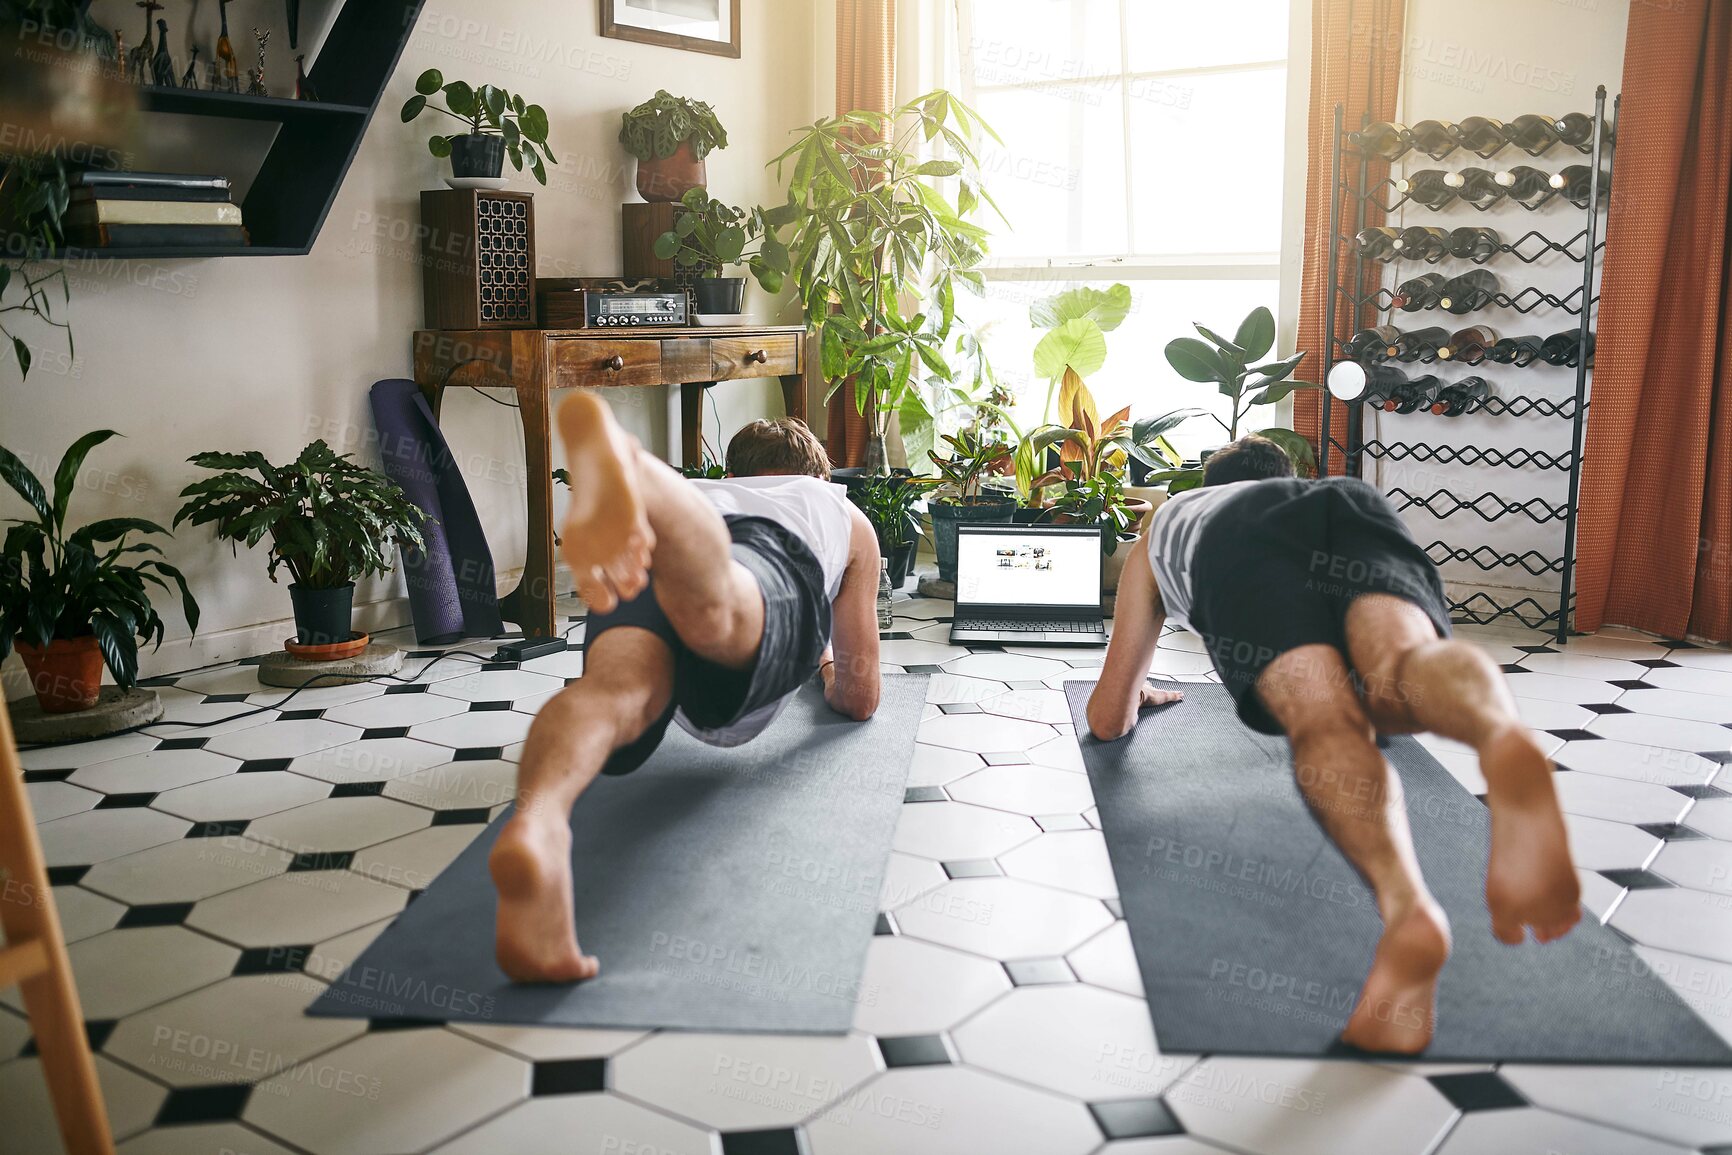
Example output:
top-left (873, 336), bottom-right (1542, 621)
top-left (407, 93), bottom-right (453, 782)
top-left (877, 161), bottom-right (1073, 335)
top-left (309, 675), bottom-right (925, 1032)
top-left (369, 379), bottom-right (503, 644)
top-left (1067, 681), bottom-right (1732, 1064)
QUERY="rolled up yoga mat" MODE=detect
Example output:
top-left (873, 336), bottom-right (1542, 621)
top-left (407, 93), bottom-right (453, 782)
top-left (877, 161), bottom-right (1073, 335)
top-left (368, 379), bottom-right (503, 644)
top-left (308, 675), bottom-right (926, 1032)
top-left (1067, 680), bottom-right (1732, 1064)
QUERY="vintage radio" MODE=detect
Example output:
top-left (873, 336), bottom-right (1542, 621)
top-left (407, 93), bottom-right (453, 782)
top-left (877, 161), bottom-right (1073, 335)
top-left (419, 189), bottom-right (536, 329)
top-left (535, 277), bottom-right (691, 329)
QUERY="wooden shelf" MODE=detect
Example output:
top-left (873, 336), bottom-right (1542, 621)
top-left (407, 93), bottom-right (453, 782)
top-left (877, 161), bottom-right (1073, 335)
top-left (48, 244), bottom-right (303, 260)
top-left (138, 87), bottom-right (371, 122)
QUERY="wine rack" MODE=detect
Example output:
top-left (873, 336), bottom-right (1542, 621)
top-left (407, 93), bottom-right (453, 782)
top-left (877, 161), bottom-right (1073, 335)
top-left (1318, 87), bottom-right (1617, 643)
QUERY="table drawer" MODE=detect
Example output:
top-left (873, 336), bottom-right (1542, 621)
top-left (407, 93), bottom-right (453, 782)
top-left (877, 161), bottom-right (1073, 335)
top-left (551, 339), bottom-right (662, 388)
top-left (712, 335), bottom-right (799, 381)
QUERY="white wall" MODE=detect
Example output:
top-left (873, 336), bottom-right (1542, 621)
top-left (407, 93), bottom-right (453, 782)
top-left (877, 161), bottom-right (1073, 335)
top-left (1377, 0), bottom-right (1629, 624)
top-left (2, 0), bottom-right (822, 691)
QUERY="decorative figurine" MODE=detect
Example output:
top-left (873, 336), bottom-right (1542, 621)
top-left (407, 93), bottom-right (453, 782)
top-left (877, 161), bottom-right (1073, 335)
top-left (150, 16), bottom-right (174, 87)
top-left (293, 53), bottom-right (318, 101)
top-left (215, 0), bottom-right (240, 93)
top-left (181, 44), bottom-right (201, 89)
top-left (126, 0), bottom-right (161, 84)
top-left (247, 28), bottom-right (270, 97)
top-left (112, 29), bottom-right (126, 82)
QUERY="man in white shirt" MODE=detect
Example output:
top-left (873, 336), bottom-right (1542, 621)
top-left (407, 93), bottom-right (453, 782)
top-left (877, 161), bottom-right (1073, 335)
top-left (1087, 435), bottom-right (1579, 1055)
top-left (491, 394), bottom-right (881, 982)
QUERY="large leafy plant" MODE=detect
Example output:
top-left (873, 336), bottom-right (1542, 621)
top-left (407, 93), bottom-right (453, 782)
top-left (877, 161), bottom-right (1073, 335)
top-left (400, 69), bottom-right (556, 184)
top-left (174, 442), bottom-right (428, 590)
top-left (757, 90), bottom-right (1002, 473)
top-left (0, 430), bottom-right (199, 686)
top-left (1, 147), bottom-right (73, 380)
top-left (1030, 284), bottom-right (1133, 428)
top-left (652, 188), bottom-right (774, 278)
top-left (618, 90), bottom-right (728, 161)
top-left (918, 429), bottom-right (1012, 505)
top-left (848, 474), bottom-right (924, 555)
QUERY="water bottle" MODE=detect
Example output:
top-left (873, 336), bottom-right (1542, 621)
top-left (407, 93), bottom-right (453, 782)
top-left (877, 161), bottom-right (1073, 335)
top-left (877, 557), bottom-right (894, 631)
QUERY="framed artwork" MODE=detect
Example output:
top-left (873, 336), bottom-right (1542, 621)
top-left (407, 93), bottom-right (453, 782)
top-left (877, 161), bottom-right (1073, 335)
top-left (601, 0), bottom-right (740, 59)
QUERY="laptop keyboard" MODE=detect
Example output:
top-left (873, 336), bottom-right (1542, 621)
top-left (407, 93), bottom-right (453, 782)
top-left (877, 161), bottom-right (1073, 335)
top-left (955, 618), bottom-right (1103, 633)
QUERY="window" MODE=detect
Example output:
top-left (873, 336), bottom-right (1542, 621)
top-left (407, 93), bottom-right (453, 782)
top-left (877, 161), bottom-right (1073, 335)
top-left (927, 0), bottom-right (1297, 457)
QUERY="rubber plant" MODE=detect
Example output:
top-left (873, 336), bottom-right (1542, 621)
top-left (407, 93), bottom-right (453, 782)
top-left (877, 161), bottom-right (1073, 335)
top-left (400, 69), bottom-right (556, 184)
top-left (0, 430), bottom-right (199, 710)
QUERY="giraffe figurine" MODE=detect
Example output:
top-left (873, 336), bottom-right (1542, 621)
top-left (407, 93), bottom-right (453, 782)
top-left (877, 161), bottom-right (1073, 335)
top-left (294, 53), bottom-right (318, 101)
top-left (181, 44), bottom-right (201, 88)
top-left (111, 29), bottom-right (126, 82)
top-left (150, 16), bottom-right (174, 87)
top-left (215, 0), bottom-right (239, 93)
top-left (247, 28), bottom-right (270, 96)
top-left (126, 0), bottom-right (161, 84)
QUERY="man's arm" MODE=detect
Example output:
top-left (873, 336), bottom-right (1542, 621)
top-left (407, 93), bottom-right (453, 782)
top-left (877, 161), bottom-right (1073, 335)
top-left (1086, 532), bottom-right (1183, 740)
top-left (822, 504), bottom-right (882, 721)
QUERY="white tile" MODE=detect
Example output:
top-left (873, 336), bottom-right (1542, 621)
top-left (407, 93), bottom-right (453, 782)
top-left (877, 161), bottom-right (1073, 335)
top-left (117, 1122), bottom-right (300, 1155)
top-left (1578, 868), bottom-right (1623, 921)
top-left (171, 665), bottom-right (268, 696)
top-left (383, 758), bottom-right (520, 811)
top-left (1520, 652), bottom-right (1649, 683)
top-left (892, 598), bottom-right (955, 621)
top-left (944, 653), bottom-right (1073, 681)
top-left (244, 679), bottom-right (392, 710)
top-left (1028, 735), bottom-right (1085, 773)
top-left (0, 926), bottom-right (236, 1020)
top-left (1429, 749), bottom-right (1487, 795)
top-left (1435, 1108), bottom-right (1692, 1155)
top-left (1147, 648), bottom-right (1216, 676)
top-left (1646, 667), bottom-right (1732, 698)
top-left (429, 1093), bottom-right (713, 1155)
top-left (1001, 831), bottom-right (1117, 899)
top-left (1560, 635), bottom-right (1676, 662)
top-left (0, 1054), bottom-right (166, 1147)
top-left (1068, 920), bottom-right (1143, 997)
top-left (188, 869), bottom-right (409, 948)
top-left (1588, 713), bottom-right (1732, 755)
top-left (351, 824), bottom-right (482, 892)
top-left (892, 801), bottom-right (1039, 860)
top-left (1514, 697), bottom-right (1595, 731)
top-left (946, 764), bottom-right (1096, 816)
top-left (446, 1022), bottom-right (646, 1061)
top-left (1170, 1058), bottom-right (1454, 1155)
top-left (406, 710), bottom-right (535, 749)
top-left (979, 689), bottom-right (1074, 725)
top-left (1554, 773), bottom-right (1691, 826)
top-left (1685, 799), bottom-right (1732, 841)
top-left (148, 698), bottom-right (281, 737)
top-left (919, 712), bottom-right (1055, 754)
top-left (1651, 838), bottom-right (1732, 894)
top-left (1632, 945), bottom-right (1732, 1047)
top-left (104, 972), bottom-right (367, 1087)
top-left (879, 851), bottom-right (948, 910)
top-left (905, 744), bottom-right (984, 788)
top-left (0, 1007), bottom-right (29, 1057)
top-left (288, 737), bottom-right (456, 785)
top-left (922, 673), bottom-right (1008, 704)
top-left (1554, 739), bottom-right (1718, 787)
top-left (956, 984), bottom-right (1178, 1100)
top-left (153, 771), bottom-right (331, 822)
top-left (610, 1030), bottom-right (878, 1130)
top-left (1619, 688), bottom-right (1732, 725)
top-left (244, 1029), bottom-right (528, 1155)
top-left (1043, 667), bottom-right (1104, 690)
top-left (300, 917), bottom-right (397, 984)
top-left (1665, 649), bottom-right (1732, 672)
top-left (895, 877), bottom-right (1113, 959)
top-left (1500, 671), bottom-right (1622, 703)
top-left (18, 730), bottom-right (157, 771)
top-left (1610, 887), bottom-right (1732, 963)
top-left (246, 796), bottom-right (432, 854)
top-left (35, 808), bottom-right (190, 866)
top-left (204, 718), bottom-right (362, 761)
top-left (852, 936), bottom-right (1011, 1036)
top-left (880, 639), bottom-right (973, 665)
top-left (518, 646), bottom-right (586, 679)
top-left (1563, 814), bottom-right (1661, 872)
top-left (81, 836), bottom-right (295, 905)
top-left (430, 667), bottom-right (565, 703)
top-left (68, 749), bottom-right (240, 795)
top-left (805, 1066), bottom-right (1100, 1155)
top-left (321, 691), bottom-right (469, 729)
top-left (1503, 1064), bottom-right (1732, 1149)
top-left (24, 780), bottom-right (102, 823)
top-left (51, 884), bottom-right (126, 943)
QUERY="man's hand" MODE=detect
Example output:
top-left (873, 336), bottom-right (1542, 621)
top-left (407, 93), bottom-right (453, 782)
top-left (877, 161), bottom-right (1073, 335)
top-left (1139, 683), bottom-right (1185, 711)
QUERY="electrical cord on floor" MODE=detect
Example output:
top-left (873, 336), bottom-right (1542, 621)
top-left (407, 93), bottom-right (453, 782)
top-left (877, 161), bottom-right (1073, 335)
top-left (15, 619), bottom-right (585, 753)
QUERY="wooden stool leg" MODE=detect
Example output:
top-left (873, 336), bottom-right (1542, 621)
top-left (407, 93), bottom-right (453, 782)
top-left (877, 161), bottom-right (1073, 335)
top-left (0, 703), bottom-right (114, 1155)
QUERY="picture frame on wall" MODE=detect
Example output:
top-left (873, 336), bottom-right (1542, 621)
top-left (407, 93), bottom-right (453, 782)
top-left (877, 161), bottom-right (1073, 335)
top-left (601, 0), bottom-right (740, 59)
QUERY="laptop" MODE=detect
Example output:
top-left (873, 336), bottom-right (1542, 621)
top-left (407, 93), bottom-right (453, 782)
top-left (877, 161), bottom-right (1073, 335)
top-left (949, 524), bottom-right (1107, 646)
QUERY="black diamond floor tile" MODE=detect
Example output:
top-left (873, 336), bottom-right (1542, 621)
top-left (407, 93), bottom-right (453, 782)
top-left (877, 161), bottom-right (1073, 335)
top-left (1004, 958), bottom-right (1075, 986)
top-left (22, 1018), bottom-right (115, 1057)
top-left (278, 708), bottom-right (325, 721)
top-left (22, 769), bottom-right (75, 783)
top-left (431, 807), bottom-right (493, 826)
top-left (1583, 702), bottom-right (1632, 714)
top-left (1672, 784), bottom-right (1731, 799)
top-left (330, 781), bottom-right (388, 797)
top-left (154, 1082), bottom-right (253, 1125)
top-left (1500, 664), bottom-right (1528, 674)
top-left (238, 758), bottom-right (293, 774)
top-left (904, 664), bottom-right (944, 674)
top-left (1103, 897), bottom-right (1124, 919)
top-left (46, 865), bottom-right (90, 886)
top-left (95, 791), bottom-right (158, 809)
top-left (874, 911), bottom-right (898, 936)
top-left (942, 858), bottom-right (1002, 879)
top-left (185, 819), bottom-right (250, 839)
top-left (1610, 679), bottom-right (1651, 690)
top-left (1638, 822), bottom-right (1708, 840)
top-left (1089, 1097), bottom-right (1184, 1140)
top-left (876, 1034), bottom-right (955, 1068)
top-left (903, 786), bottom-right (947, 803)
top-left (288, 850), bottom-right (356, 872)
top-left (385, 684), bottom-right (429, 695)
top-left (203, 693), bottom-right (252, 704)
top-left (156, 737), bottom-right (208, 751)
top-left (1544, 729), bottom-right (1600, 741)
top-left (454, 747), bottom-right (504, 761)
top-left (1636, 658), bottom-right (1681, 669)
top-left (1598, 868), bottom-right (1675, 890)
top-left (531, 1057), bottom-right (608, 1096)
top-left (720, 1128), bottom-right (807, 1155)
top-left (232, 945), bottom-right (314, 976)
top-left (361, 726), bottom-right (411, 740)
top-left (481, 661), bottom-right (518, 672)
top-left (117, 902), bottom-right (196, 928)
top-left (937, 702), bottom-right (982, 714)
top-left (468, 700), bottom-right (514, 712)
top-left (1428, 1071), bottom-right (1527, 1112)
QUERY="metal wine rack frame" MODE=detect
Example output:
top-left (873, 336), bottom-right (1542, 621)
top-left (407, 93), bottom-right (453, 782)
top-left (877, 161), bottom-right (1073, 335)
top-left (1319, 86), bottom-right (1618, 644)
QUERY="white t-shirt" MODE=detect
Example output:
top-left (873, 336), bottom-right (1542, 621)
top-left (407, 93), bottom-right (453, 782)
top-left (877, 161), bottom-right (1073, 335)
top-left (1145, 480), bottom-right (1255, 630)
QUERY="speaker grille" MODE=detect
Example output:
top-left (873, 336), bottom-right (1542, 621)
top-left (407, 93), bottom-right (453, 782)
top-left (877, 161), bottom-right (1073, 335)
top-left (476, 196), bottom-right (532, 325)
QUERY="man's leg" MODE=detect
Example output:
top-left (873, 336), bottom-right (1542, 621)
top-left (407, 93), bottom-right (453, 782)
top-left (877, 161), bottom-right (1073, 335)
top-left (490, 628), bottom-right (674, 981)
top-left (1256, 644), bottom-right (1452, 1054)
top-left (558, 391), bottom-right (764, 669)
top-left (1344, 593), bottom-right (1581, 945)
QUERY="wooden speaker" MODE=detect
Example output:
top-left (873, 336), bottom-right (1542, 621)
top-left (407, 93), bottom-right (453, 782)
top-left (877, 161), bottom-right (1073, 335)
top-left (419, 189), bottom-right (536, 329)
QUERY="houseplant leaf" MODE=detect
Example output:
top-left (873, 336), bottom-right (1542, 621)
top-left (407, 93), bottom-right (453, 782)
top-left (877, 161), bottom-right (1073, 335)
top-left (1164, 337), bottom-right (1229, 383)
top-left (1033, 318), bottom-right (1107, 382)
top-left (1233, 305), bottom-right (1276, 362)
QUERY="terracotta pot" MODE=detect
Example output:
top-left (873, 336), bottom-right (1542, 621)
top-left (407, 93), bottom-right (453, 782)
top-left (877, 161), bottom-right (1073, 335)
top-left (635, 139), bottom-right (707, 203)
top-left (16, 635), bottom-right (104, 714)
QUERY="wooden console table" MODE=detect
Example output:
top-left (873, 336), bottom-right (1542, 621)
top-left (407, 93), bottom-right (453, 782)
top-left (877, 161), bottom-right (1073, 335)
top-left (412, 325), bottom-right (809, 639)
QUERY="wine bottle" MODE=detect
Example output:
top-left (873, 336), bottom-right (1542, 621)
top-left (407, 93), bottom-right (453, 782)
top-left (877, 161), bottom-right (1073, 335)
top-left (1391, 273), bottom-right (1447, 312)
top-left (1344, 325), bottom-right (1401, 361)
top-left (1447, 226), bottom-right (1501, 261)
top-left (1550, 165), bottom-right (1610, 205)
top-left (1540, 329), bottom-right (1596, 366)
top-left (1384, 374), bottom-right (1442, 414)
top-left (1394, 226), bottom-right (1450, 262)
top-left (1390, 325), bottom-right (1450, 362)
top-left (1354, 226), bottom-right (1404, 260)
top-left (1431, 377), bottom-right (1491, 416)
top-left (1393, 169), bottom-right (1457, 210)
top-left (1485, 333), bottom-right (1545, 366)
top-left (1328, 361), bottom-right (1407, 406)
top-left (1348, 121), bottom-right (1412, 160)
top-left (1437, 270), bottom-right (1499, 314)
top-left (1496, 165), bottom-right (1555, 209)
top-left (1554, 112), bottom-right (1612, 151)
top-left (1437, 325), bottom-right (1498, 361)
top-left (1504, 114), bottom-right (1561, 155)
top-left (1445, 167), bottom-right (1506, 208)
top-left (1408, 120), bottom-right (1459, 159)
top-left (1452, 117), bottom-right (1508, 158)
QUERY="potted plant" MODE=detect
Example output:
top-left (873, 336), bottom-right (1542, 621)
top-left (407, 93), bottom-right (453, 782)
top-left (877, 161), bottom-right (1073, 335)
top-left (753, 90), bottom-right (1002, 475)
top-left (1152, 306), bottom-right (1320, 493)
top-left (400, 69), bottom-right (556, 184)
top-left (849, 474), bottom-right (924, 589)
top-left (652, 188), bottom-right (782, 316)
top-left (0, 431), bottom-right (199, 713)
top-left (175, 442), bottom-right (427, 654)
top-left (619, 90), bottom-right (728, 202)
top-left (1029, 283), bottom-right (1134, 428)
top-left (916, 429), bottom-right (1015, 584)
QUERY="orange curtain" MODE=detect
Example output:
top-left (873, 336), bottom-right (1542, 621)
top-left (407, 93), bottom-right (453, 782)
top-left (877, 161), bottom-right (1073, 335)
top-left (1292, 0), bottom-right (1407, 474)
top-left (826, 0), bottom-right (896, 468)
top-left (1573, 0), bottom-right (1732, 641)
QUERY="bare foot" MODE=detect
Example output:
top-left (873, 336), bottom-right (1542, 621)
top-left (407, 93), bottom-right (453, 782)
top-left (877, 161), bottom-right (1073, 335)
top-left (556, 392), bottom-right (654, 614)
top-left (490, 815), bottom-right (599, 982)
top-left (1341, 898), bottom-right (1452, 1054)
top-left (1483, 725), bottom-right (1582, 945)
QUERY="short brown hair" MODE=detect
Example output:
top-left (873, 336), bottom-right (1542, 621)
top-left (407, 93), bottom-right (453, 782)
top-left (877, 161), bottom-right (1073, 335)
top-left (1202, 434), bottom-right (1296, 486)
top-left (725, 418), bottom-right (831, 479)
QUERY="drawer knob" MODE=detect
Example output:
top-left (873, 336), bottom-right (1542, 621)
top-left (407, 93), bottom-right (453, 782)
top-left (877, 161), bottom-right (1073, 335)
top-left (745, 348), bottom-right (768, 364)
top-left (604, 354), bottom-right (625, 371)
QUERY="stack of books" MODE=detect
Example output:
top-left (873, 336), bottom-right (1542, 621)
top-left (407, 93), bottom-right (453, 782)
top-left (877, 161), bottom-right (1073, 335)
top-left (64, 171), bottom-right (248, 249)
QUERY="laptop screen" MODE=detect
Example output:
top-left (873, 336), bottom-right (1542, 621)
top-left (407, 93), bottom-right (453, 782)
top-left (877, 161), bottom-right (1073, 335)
top-left (954, 525), bottom-right (1103, 610)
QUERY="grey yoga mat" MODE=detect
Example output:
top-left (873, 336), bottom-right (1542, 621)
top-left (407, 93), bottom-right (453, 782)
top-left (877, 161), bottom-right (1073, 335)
top-left (1067, 680), bottom-right (1732, 1064)
top-left (308, 675), bottom-right (925, 1033)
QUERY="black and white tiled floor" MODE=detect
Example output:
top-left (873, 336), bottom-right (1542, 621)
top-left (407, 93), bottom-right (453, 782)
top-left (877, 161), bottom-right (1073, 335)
top-left (9, 590), bottom-right (1732, 1153)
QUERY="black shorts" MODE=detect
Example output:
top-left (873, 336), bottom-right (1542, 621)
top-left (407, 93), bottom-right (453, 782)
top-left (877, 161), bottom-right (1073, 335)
top-left (1188, 477), bottom-right (1451, 736)
top-left (583, 514), bottom-right (833, 776)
